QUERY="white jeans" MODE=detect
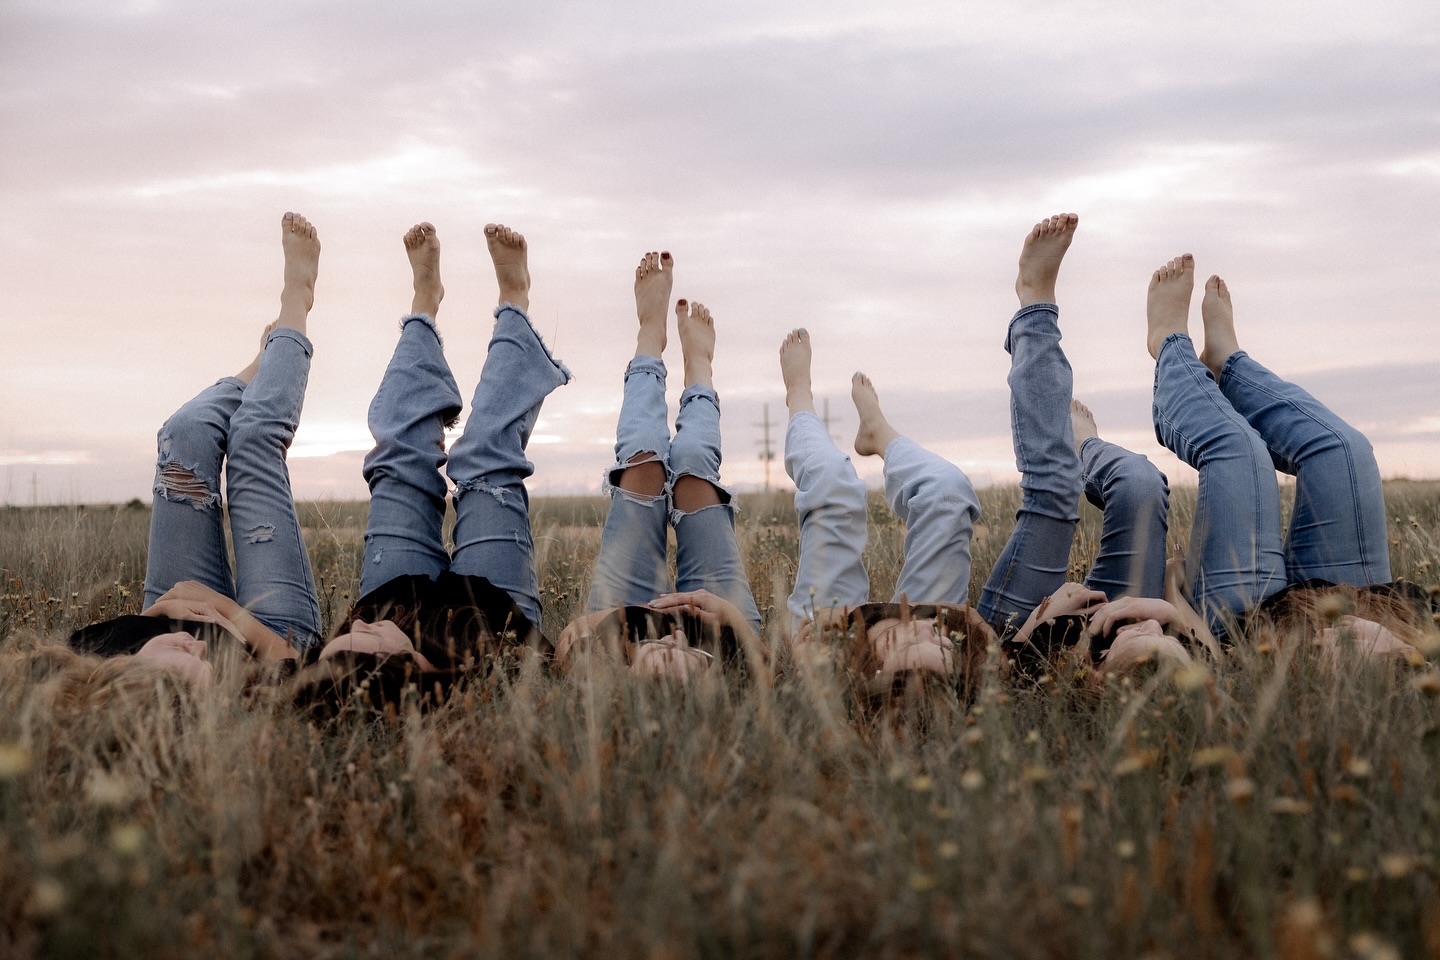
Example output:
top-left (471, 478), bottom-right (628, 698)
top-left (784, 412), bottom-right (980, 620)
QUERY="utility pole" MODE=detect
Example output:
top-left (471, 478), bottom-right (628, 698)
top-left (755, 403), bottom-right (775, 490)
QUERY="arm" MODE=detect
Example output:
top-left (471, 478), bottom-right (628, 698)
top-left (144, 580), bottom-right (297, 660)
top-left (647, 589), bottom-right (765, 660)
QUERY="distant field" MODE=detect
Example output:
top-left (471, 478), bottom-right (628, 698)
top-left (2, 482), bottom-right (1439, 957)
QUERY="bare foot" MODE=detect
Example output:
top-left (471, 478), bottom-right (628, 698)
top-left (277, 212), bottom-right (320, 335)
top-left (1199, 275), bottom-right (1241, 377)
top-left (404, 222), bottom-right (443, 318)
top-left (677, 300), bottom-right (715, 389)
top-left (1146, 254), bottom-right (1194, 360)
top-left (852, 373), bottom-right (900, 457)
top-left (1070, 399), bottom-right (1098, 454)
top-left (484, 223), bottom-right (530, 312)
top-left (633, 251), bottom-right (672, 358)
top-left (236, 321), bottom-right (277, 384)
top-left (1016, 213), bottom-right (1079, 307)
top-left (780, 328), bottom-right (815, 417)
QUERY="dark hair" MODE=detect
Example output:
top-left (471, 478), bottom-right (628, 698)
top-left (67, 615), bottom-right (235, 659)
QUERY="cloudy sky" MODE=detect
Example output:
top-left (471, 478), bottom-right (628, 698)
top-left (2, 0), bottom-right (1437, 504)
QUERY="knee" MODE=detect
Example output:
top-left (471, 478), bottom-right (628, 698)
top-left (1331, 422), bottom-right (1379, 474)
top-left (154, 451), bottom-right (220, 506)
top-left (917, 465), bottom-right (980, 521)
top-left (1105, 456), bottom-right (1170, 519)
top-left (614, 453), bottom-right (666, 498)
top-left (672, 474), bottom-right (726, 514)
top-left (1200, 419), bottom-right (1271, 474)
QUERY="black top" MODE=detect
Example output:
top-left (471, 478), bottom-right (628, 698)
top-left (292, 573), bottom-right (547, 714)
top-left (67, 614), bottom-right (241, 659)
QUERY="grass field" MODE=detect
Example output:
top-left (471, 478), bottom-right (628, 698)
top-left (2, 482), bottom-right (1439, 958)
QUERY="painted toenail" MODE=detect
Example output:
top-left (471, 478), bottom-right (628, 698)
top-left (677, 299), bottom-right (686, 306)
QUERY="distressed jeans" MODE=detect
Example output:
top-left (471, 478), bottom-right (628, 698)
top-left (584, 355), bottom-right (762, 635)
top-left (1153, 334), bottom-right (1388, 634)
top-left (784, 411), bottom-right (980, 620)
top-left (359, 307), bottom-right (570, 627)
top-left (142, 328), bottom-right (322, 650)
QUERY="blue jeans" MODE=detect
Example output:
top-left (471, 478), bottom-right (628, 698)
top-left (784, 411), bottom-right (980, 619)
top-left (585, 355), bottom-right (762, 635)
top-left (360, 307), bottom-right (571, 627)
top-left (1079, 437), bottom-right (1170, 601)
top-left (1217, 350), bottom-right (1389, 586)
top-left (142, 328), bottom-right (322, 650)
top-left (1153, 336), bottom-right (1389, 633)
top-left (977, 304), bottom-right (1083, 634)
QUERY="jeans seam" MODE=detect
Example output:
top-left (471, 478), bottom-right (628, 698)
top-left (1225, 367), bottom-right (1372, 573)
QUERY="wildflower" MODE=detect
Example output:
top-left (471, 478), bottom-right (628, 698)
top-left (1349, 932), bottom-right (1400, 960)
top-left (85, 770), bottom-right (133, 807)
top-left (0, 742), bottom-right (32, 778)
top-left (1190, 745), bottom-right (1235, 769)
top-left (1410, 673), bottom-right (1440, 696)
top-left (1345, 758), bottom-right (1373, 780)
top-left (1116, 840), bottom-right (1136, 859)
top-left (909, 873), bottom-right (938, 892)
top-left (1114, 750), bottom-right (1160, 776)
top-left (1379, 854), bottom-right (1412, 878)
top-left (110, 823), bottom-right (146, 856)
top-left (938, 841), bottom-right (960, 860)
top-left (1172, 664), bottom-right (1210, 691)
top-left (960, 770), bottom-right (985, 791)
top-left (1225, 777), bottom-right (1255, 806)
top-left (910, 775), bottom-right (934, 793)
top-left (27, 878), bottom-right (66, 918)
top-left (1270, 798), bottom-right (1312, 816)
top-left (1021, 765), bottom-right (1050, 784)
top-left (962, 729), bottom-right (983, 746)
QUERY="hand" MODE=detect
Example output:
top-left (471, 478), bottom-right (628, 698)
top-left (648, 589), bottom-right (743, 628)
top-left (1086, 597), bottom-right (1181, 639)
top-left (320, 620), bottom-right (437, 672)
top-left (1037, 582), bottom-right (1110, 620)
top-left (148, 580), bottom-right (233, 612)
top-left (1013, 582), bottom-right (1108, 645)
top-left (140, 596), bottom-right (248, 647)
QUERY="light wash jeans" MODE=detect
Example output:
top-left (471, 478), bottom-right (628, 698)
top-left (359, 307), bottom-right (571, 627)
top-left (1153, 334), bottom-right (1388, 633)
top-left (584, 355), bottom-right (762, 635)
top-left (784, 411), bottom-right (981, 620)
top-left (977, 304), bottom-right (1083, 634)
top-left (142, 328), bottom-right (322, 650)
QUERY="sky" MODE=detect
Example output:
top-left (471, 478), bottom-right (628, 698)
top-left (2, 0), bottom-right (1438, 504)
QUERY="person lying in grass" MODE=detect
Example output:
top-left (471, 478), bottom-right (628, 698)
top-left (553, 250), bottom-right (767, 682)
top-left (1136, 252), bottom-right (1430, 660)
top-left (293, 221), bottom-right (570, 709)
top-left (780, 215), bottom-right (1189, 694)
top-left (66, 212), bottom-right (325, 689)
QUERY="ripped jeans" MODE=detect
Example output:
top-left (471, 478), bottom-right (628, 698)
top-left (584, 354), bottom-right (762, 635)
top-left (142, 328), bottom-right (322, 650)
top-left (784, 411), bottom-right (981, 620)
top-left (359, 307), bottom-right (570, 627)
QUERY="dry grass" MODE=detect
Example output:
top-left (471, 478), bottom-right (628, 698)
top-left (2, 483), bottom-right (1439, 958)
